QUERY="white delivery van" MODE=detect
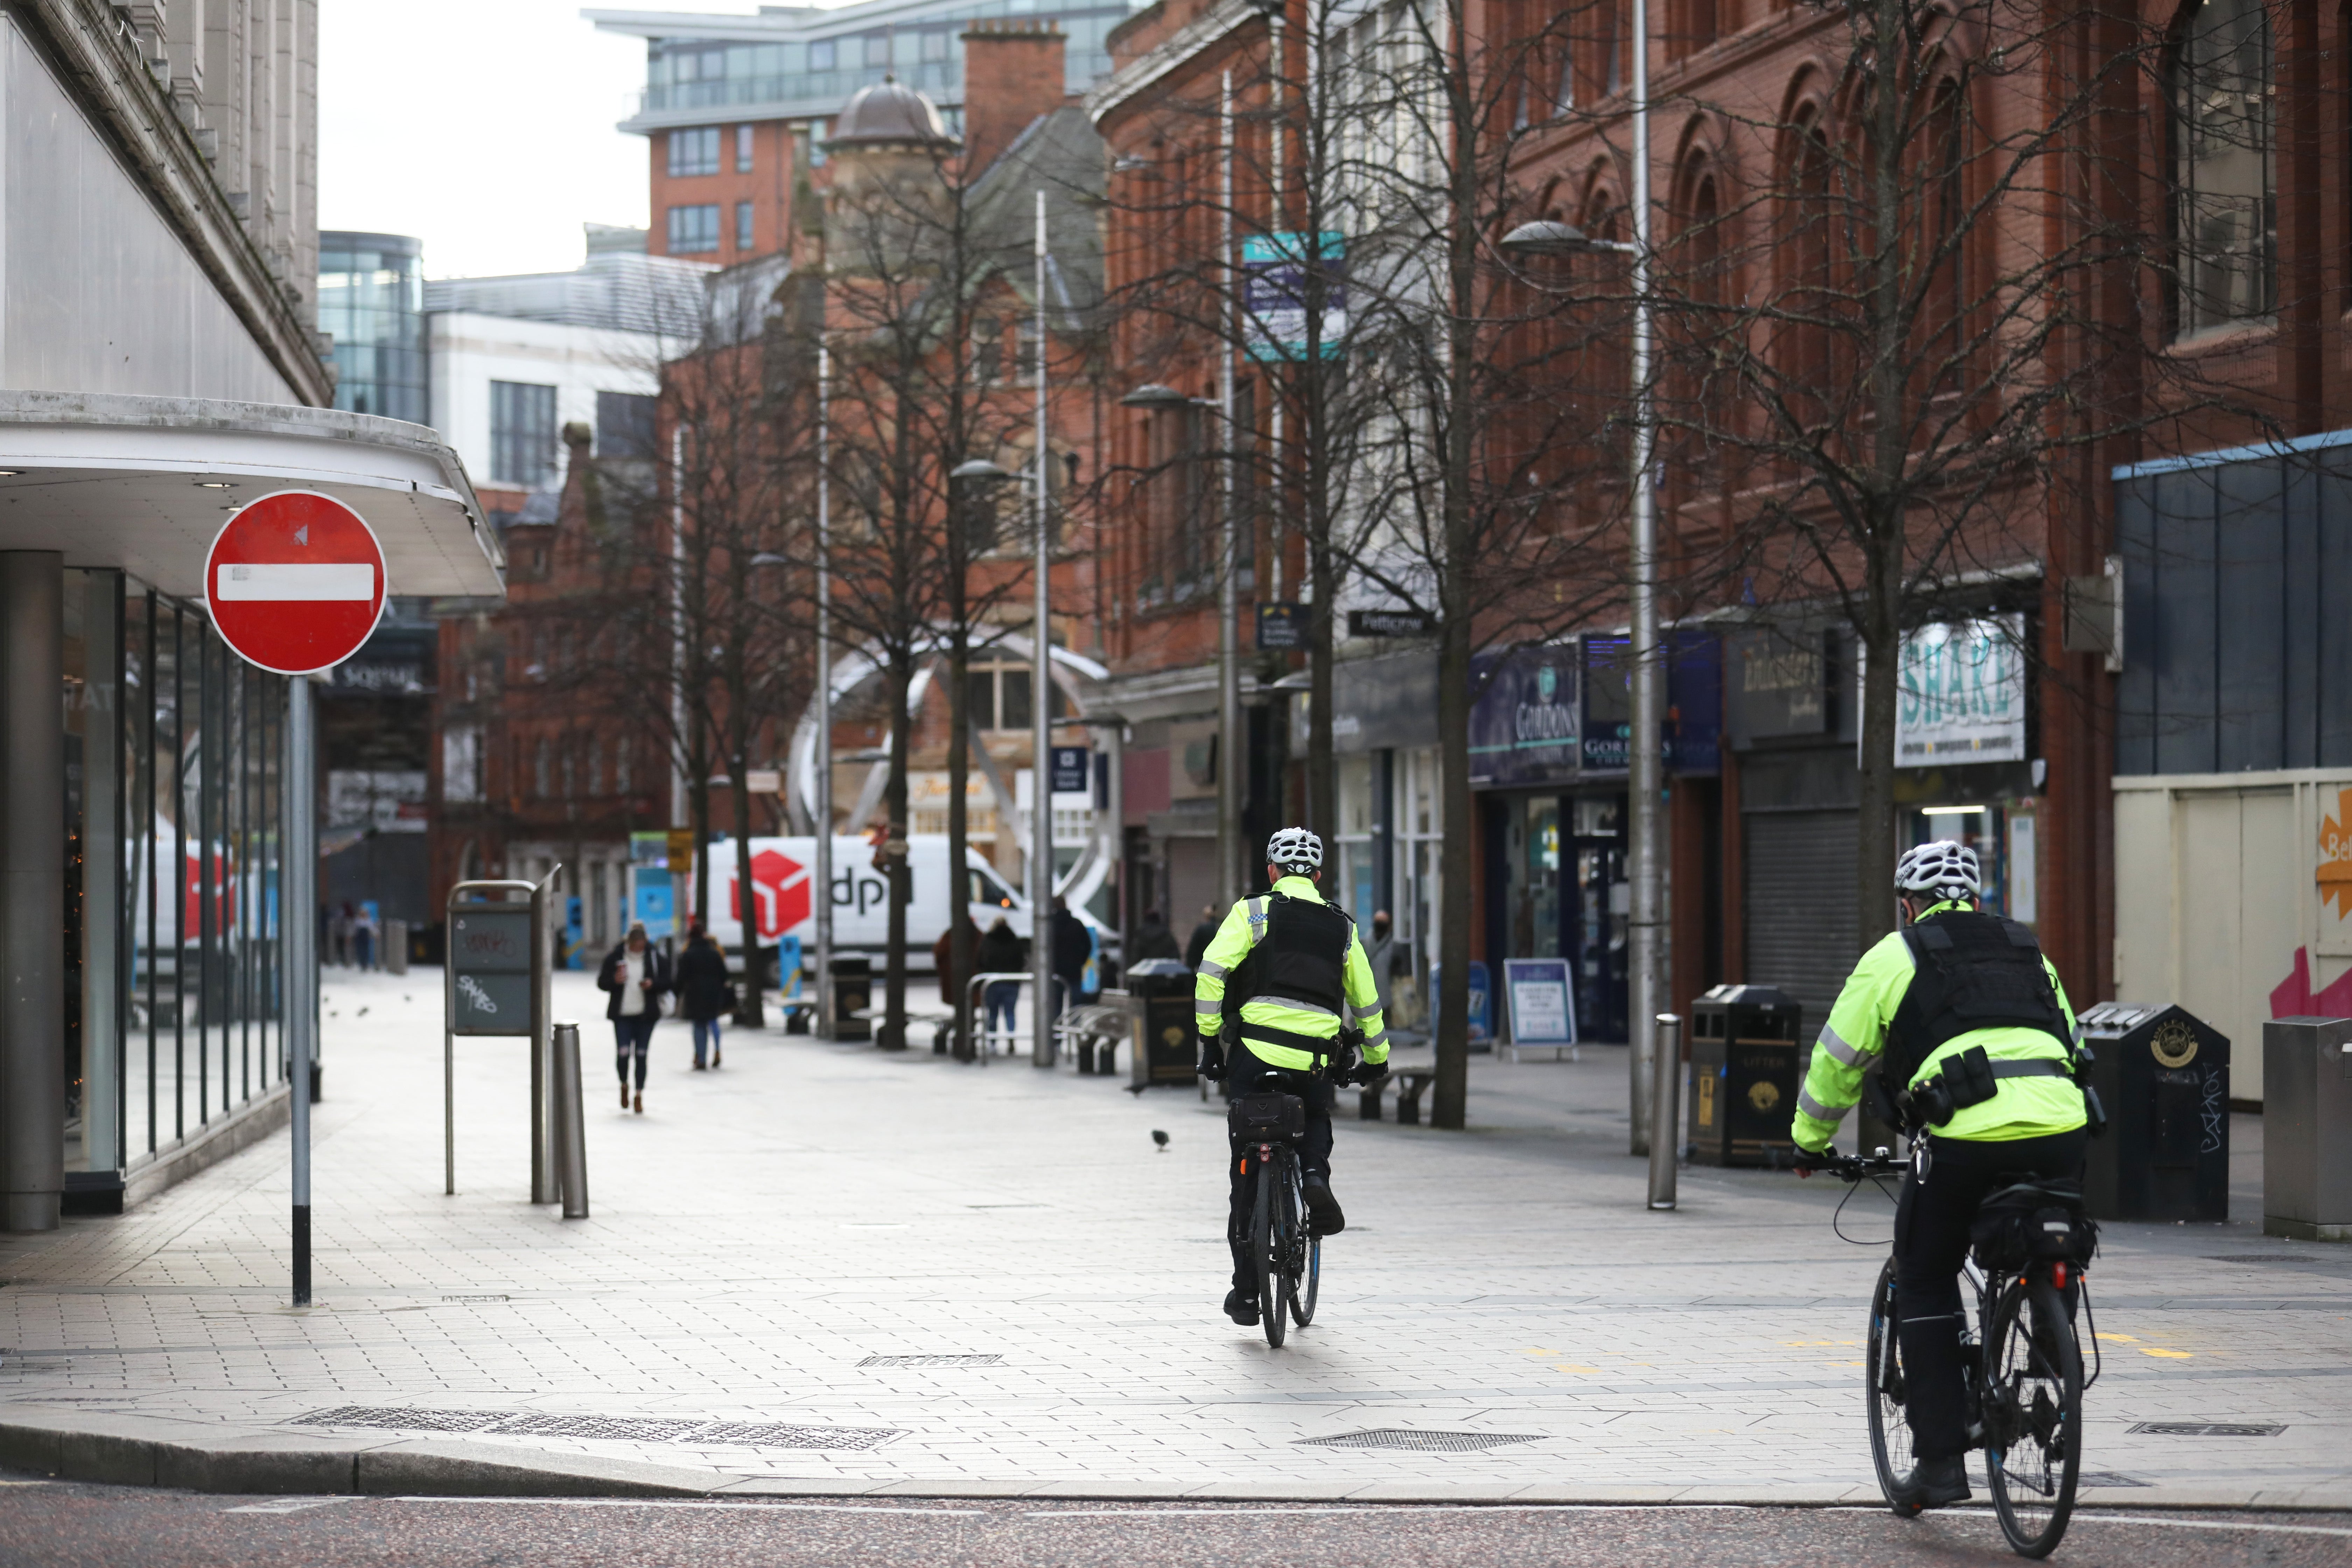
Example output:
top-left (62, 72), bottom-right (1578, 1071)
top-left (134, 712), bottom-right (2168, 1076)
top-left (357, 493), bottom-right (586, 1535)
top-left (686, 835), bottom-right (1032, 972)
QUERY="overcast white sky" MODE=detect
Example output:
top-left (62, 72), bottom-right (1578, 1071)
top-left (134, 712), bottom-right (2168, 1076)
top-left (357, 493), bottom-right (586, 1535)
top-left (318, 0), bottom-right (714, 280)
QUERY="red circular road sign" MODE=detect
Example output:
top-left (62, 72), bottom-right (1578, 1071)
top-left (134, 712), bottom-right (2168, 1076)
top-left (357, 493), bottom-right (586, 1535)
top-left (203, 491), bottom-right (387, 675)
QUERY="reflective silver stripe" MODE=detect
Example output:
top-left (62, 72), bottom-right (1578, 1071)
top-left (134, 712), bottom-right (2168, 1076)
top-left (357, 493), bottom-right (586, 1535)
top-left (1193, 998), bottom-right (1223, 1014)
top-left (1796, 1087), bottom-right (1849, 1124)
top-left (1196, 958), bottom-right (1229, 981)
top-left (1817, 1024), bottom-right (1869, 1068)
top-left (1250, 995), bottom-right (1340, 1018)
top-left (1246, 898), bottom-right (1268, 923)
top-left (1360, 1029), bottom-right (1388, 1051)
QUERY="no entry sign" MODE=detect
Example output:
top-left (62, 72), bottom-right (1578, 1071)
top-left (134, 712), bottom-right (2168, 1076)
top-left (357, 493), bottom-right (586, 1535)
top-left (203, 490), bottom-right (387, 674)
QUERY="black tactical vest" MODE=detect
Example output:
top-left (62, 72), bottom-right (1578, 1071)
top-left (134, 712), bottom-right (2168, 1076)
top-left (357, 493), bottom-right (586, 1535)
top-left (1886, 910), bottom-right (2072, 1086)
top-left (1227, 893), bottom-right (1353, 1017)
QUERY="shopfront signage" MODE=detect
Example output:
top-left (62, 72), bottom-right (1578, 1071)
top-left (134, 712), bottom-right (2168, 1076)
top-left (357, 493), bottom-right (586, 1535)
top-left (204, 491), bottom-right (388, 675)
top-left (1241, 231), bottom-right (1346, 360)
top-left (1469, 645), bottom-right (1581, 788)
top-left (1580, 633), bottom-right (1723, 774)
top-left (1726, 629), bottom-right (1827, 745)
top-left (1894, 615), bottom-right (2025, 766)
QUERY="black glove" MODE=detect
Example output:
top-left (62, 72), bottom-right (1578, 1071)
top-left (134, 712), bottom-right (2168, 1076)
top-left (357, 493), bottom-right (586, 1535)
top-left (1792, 1142), bottom-right (1840, 1176)
top-left (1350, 1057), bottom-right (1387, 1087)
top-left (1197, 1041), bottom-right (1227, 1082)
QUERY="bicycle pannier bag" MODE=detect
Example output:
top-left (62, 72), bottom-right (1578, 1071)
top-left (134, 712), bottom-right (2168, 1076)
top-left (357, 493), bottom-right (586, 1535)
top-left (1969, 1180), bottom-right (2099, 1271)
top-left (1227, 1091), bottom-right (1305, 1142)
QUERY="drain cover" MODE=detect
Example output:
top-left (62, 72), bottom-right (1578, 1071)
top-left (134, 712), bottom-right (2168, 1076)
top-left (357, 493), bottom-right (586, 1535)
top-left (693, 1423), bottom-right (902, 1451)
top-left (289, 1407), bottom-right (902, 1451)
top-left (2128, 1422), bottom-right (2286, 1437)
top-left (1298, 1429), bottom-right (1546, 1452)
top-left (485, 1414), bottom-right (712, 1442)
top-left (292, 1407), bottom-right (508, 1433)
top-left (858, 1354), bottom-right (1002, 1368)
top-left (2077, 1472), bottom-right (2150, 1488)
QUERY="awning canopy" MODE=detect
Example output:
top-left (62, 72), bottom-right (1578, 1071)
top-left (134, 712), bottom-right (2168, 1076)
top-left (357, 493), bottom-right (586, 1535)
top-left (0, 391), bottom-right (504, 599)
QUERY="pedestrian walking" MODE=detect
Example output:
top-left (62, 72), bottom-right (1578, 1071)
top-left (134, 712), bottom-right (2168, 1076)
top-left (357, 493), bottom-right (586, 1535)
top-left (598, 922), bottom-right (670, 1114)
top-left (1130, 906), bottom-right (1180, 962)
top-left (352, 904), bottom-right (377, 972)
top-left (1050, 895), bottom-right (1090, 1014)
top-left (1183, 903), bottom-right (1219, 971)
top-left (977, 915), bottom-right (1025, 1050)
top-left (676, 922), bottom-right (731, 1070)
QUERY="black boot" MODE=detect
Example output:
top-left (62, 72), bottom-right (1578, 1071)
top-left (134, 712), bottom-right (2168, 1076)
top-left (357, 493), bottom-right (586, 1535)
top-left (1890, 1455), bottom-right (1971, 1510)
top-left (1302, 1173), bottom-right (1345, 1236)
top-left (1223, 1287), bottom-right (1261, 1325)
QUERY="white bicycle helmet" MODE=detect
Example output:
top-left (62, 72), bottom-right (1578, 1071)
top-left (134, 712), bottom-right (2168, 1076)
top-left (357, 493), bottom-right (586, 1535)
top-left (1894, 839), bottom-right (1981, 905)
top-left (1265, 827), bottom-right (1324, 878)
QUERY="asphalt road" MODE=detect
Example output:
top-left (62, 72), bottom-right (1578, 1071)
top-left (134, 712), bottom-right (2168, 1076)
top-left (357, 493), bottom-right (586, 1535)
top-left (0, 1477), bottom-right (2345, 1568)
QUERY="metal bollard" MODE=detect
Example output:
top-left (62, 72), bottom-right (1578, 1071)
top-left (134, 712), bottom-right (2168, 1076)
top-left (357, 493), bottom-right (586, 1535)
top-left (552, 1021), bottom-right (590, 1220)
top-left (1647, 1013), bottom-right (1683, 1211)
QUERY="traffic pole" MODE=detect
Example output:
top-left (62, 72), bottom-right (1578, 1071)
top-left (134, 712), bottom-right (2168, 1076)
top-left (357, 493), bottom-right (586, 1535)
top-left (287, 670), bottom-right (315, 1306)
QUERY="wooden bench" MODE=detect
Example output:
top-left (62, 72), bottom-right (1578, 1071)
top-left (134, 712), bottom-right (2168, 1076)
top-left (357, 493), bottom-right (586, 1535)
top-left (1360, 1069), bottom-right (1439, 1125)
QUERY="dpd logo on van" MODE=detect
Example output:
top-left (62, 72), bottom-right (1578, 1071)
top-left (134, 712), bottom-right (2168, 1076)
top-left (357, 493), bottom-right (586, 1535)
top-left (733, 849), bottom-right (812, 938)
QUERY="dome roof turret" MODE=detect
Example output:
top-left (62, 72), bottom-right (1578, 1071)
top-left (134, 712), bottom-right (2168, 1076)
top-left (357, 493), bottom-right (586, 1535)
top-left (825, 76), bottom-right (958, 150)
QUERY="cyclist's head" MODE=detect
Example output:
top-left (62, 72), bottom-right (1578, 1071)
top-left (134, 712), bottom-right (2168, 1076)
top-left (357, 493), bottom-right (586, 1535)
top-left (1894, 839), bottom-right (1980, 915)
top-left (1265, 827), bottom-right (1324, 881)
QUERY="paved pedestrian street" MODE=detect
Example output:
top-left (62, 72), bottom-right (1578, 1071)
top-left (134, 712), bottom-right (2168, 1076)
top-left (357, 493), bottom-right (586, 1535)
top-left (1, 967), bottom-right (2345, 1512)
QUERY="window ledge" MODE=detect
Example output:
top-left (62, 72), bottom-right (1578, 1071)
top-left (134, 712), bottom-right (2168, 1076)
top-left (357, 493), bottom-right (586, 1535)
top-left (2164, 318), bottom-right (2277, 359)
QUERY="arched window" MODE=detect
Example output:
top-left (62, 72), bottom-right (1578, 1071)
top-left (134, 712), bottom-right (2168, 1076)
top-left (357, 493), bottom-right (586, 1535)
top-left (2170, 0), bottom-right (2274, 337)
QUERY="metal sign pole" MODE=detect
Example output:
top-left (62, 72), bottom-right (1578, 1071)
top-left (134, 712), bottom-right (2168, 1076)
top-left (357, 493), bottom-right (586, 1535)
top-left (531, 869), bottom-right (560, 1205)
top-left (286, 673), bottom-right (315, 1306)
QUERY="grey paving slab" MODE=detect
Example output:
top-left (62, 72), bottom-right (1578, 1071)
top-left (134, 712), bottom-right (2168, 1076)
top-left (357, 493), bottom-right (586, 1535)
top-left (0, 965), bottom-right (2346, 1505)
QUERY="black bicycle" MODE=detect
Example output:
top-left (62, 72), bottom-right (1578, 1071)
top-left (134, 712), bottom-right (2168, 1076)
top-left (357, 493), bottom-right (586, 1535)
top-left (1822, 1151), bottom-right (2094, 1559)
top-left (1229, 1091), bottom-right (1319, 1347)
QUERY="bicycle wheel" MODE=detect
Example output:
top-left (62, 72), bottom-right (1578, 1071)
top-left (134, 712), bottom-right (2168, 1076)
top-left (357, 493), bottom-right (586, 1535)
top-left (1291, 1228), bottom-right (1322, 1328)
top-left (1864, 1256), bottom-right (1921, 1518)
top-left (1984, 1276), bottom-right (2082, 1559)
top-left (1253, 1154), bottom-right (1288, 1348)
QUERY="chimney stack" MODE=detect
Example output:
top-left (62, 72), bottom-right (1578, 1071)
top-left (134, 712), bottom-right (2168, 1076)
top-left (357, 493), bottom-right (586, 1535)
top-left (959, 21), bottom-right (1068, 180)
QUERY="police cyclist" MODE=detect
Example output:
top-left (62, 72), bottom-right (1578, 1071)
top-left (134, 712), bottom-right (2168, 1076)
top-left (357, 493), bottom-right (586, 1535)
top-left (1195, 828), bottom-right (1391, 1327)
top-left (1791, 840), bottom-right (2091, 1510)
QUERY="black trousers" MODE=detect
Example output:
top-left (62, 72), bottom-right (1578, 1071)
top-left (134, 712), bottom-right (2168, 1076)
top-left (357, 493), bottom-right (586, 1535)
top-left (1894, 1128), bottom-right (2087, 1461)
top-left (1226, 1054), bottom-right (1335, 1293)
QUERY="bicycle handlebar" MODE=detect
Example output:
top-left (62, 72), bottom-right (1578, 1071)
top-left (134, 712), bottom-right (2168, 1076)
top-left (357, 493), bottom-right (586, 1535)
top-left (1801, 1153), bottom-right (1906, 1182)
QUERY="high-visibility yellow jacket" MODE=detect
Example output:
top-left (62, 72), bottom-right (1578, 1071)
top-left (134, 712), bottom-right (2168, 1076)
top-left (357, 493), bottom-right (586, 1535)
top-left (1793, 901), bottom-right (2086, 1150)
top-left (1193, 875), bottom-right (1391, 1073)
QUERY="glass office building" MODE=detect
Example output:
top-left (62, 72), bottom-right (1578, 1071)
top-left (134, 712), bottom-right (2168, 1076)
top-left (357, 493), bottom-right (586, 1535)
top-left (602, 0), bottom-right (1136, 132)
top-left (318, 232), bottom-right (428, 425)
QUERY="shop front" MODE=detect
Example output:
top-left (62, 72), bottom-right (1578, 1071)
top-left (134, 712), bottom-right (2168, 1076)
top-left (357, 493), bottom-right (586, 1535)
top-left (1472, 635), bottom-right (1721, 1048)
top-left (0, 394), bottom-right (498, 1226)
top-left (1727, 612), bottom-right (2038, 1033)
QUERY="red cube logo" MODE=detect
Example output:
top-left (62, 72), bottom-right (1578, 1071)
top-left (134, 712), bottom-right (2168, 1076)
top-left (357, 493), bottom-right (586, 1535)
top-left (732, 848), bottom-right (810, 939)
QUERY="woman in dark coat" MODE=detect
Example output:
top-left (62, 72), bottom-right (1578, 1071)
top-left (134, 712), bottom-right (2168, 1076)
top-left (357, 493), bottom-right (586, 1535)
top-left (674, 923), bottom-right (732, 1070)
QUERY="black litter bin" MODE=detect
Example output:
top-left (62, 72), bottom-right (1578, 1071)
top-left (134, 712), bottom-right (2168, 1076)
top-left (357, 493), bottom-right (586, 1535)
top-left (2078, 1002), bottom-right (2230, 1222)
top-left (1126, 959), bottom-right (1199, 1088)
top-left (1688, 984), bottom-right (1804, 1167)
top-left (829, 954), bottom-right (873, 1041)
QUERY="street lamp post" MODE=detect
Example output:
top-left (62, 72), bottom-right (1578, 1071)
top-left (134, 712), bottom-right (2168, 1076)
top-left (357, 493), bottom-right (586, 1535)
top-left (1499, 0), bottom-right (1665, 1161)
top-left (1032, 188), bottom-right (1057, 1068)
top-left (814, 344), bottom-right (834, 1036)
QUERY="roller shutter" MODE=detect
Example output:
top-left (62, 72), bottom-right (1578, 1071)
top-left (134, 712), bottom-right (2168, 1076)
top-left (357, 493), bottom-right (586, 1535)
top-left (1743, 808), bottom-right (1860, 1032)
